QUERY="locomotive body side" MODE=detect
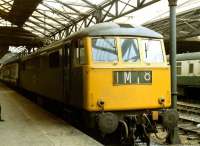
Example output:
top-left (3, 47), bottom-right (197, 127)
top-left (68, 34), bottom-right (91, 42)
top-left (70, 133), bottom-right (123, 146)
top-left (19, 48), bottom-right (65, 103)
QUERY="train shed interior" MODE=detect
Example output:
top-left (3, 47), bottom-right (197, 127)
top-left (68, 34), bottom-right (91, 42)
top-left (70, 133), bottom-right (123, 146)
top-left (0, 0), bottom-right (199, 60)
top-left (0, 0), bottom-right (199, 146)
top-left (145, 6), bottom-right (200, 54)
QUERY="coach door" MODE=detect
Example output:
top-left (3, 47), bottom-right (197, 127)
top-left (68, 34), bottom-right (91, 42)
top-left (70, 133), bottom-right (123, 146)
top-left (63, 42), bottom-right (71, 103)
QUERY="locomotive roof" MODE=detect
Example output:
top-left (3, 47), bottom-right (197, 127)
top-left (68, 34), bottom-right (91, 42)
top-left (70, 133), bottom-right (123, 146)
top-left (40, 22), bottom-right (163, 52)
top-left (176, 52), bottom-right (200, 61)
top-left (19, 22), bottom-right (163, 61)
top-left (67, 22), bottom-right (163, 39)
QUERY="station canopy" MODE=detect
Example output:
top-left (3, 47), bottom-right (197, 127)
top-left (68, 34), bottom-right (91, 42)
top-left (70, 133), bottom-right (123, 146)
top-left (0, 0), bottom-right (165, 61)
top-left (0, 0), bottom-right (163, 40)
top-left (0, 0), bottom-right (199, 62)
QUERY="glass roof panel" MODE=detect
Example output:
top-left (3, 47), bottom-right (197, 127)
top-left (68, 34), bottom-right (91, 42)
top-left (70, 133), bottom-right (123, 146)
top-left (0, 18), bottom-right (13, 26)
top-left (24, 0), bottom-right (110, 37)
top-left (0, 0), bottom-right (13, 12)
top-left (0, 0), bottom-right (199, 39)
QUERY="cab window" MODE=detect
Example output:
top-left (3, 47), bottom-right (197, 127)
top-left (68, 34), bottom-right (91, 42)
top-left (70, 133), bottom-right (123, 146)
top-left (141, 39), bottom-right (164, 63)
top-left (120, 38), bottom-right (139, 62)
top-left (92, 38), bottom-right (118, 62)
top-left (74, 39), bottom-right (86, 65)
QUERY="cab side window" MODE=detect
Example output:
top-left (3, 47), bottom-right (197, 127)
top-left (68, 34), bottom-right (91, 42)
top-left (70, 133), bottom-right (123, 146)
top-left (74, 39), bottom-right (85, 65)
top-left (64, 44), bottom-right (70, 67)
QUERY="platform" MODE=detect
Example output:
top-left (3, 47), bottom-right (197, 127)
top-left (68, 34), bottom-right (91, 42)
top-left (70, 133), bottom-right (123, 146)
top-left (0, 83), bottom-right (102, 146)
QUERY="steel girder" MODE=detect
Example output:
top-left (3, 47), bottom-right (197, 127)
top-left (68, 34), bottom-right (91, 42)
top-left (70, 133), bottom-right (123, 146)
top-left (0, 1), bottom-right (49, 36)
top-left (145, 7), bottom-right (200, 39)
top-left (48, 0), bottom-right (161, 40)
top-left (0, 0), bottom-right (161, 41)
top-left (0, 0), bottom-right (42, 26)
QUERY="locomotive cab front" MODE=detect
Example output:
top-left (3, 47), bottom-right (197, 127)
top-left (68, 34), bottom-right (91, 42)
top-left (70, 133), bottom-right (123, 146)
top-left (83, 36), bottom-right (171, 112)
top-left (67, 23), bottom-right (173, 145)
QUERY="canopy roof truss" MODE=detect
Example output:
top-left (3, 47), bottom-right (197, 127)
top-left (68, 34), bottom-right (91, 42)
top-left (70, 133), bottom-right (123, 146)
top-left (49, 0), bottom-right (161, 41)
top-left (0, 0), bottom-right (161, 41)
top-left (145, 6), bottom-right (200, 39)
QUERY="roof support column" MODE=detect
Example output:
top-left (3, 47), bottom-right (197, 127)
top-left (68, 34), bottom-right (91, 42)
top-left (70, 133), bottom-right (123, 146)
top-left (167, 0), bottom-right (180, 144)
top-left (169, 0), bottom-right (177, 109)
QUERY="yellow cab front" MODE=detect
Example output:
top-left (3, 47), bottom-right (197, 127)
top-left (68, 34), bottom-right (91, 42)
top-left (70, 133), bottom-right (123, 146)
top-left (83, 36), bottom-right (171, 111)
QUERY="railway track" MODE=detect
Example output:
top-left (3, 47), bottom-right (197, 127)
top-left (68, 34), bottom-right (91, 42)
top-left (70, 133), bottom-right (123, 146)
top-left (177, 101), bottom-right (200, 141)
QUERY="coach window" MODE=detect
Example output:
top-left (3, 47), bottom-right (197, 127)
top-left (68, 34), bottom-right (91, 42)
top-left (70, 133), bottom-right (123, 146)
top-left (49, 51), bottom-right (60, 68)
top-left (176, 62), bottom-right (182, 75)
top-left (189, 63), bottom-right (193, 74)
top-left (120, 38), bottom-right (139, 62)
top-left (142, 39), bottom-right (164, 63)
top-left (92, 38), bottom-right (118, 62)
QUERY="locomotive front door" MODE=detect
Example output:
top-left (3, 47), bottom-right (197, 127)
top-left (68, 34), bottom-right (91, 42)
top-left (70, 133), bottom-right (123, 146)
top-left (63, 43), bottom-right (71, 104)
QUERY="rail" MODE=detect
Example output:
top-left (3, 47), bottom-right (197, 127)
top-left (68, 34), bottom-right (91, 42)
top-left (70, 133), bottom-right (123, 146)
top-left (177, 101), bottom-right (200, 141)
